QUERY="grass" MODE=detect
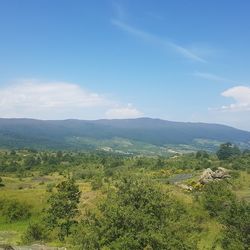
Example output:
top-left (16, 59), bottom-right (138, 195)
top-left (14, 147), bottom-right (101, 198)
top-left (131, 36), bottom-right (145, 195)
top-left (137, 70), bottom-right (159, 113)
top-left (0, 170), bottom-right (249, 248)
top-left (198, 220), bottom-right (223, 250)
top-left (233, 171), bottom-right (250, 201)
top-left (0, 174), bottom-right (55, 244)
top-left (0, 174), bottom-right (101, 245)
top-left (164, 170), bottom-right (250, 250)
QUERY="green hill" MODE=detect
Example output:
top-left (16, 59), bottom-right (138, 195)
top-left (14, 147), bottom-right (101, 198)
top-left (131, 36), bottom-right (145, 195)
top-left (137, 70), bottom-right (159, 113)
top-left (0, 118), bottom-right (249, 153)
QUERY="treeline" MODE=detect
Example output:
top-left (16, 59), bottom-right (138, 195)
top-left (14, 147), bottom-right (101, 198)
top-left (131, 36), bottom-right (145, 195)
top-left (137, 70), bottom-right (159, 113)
top-left (0, 142), bottom-right (250, 175)
top-left (0, 149), bottom-right (129, 174)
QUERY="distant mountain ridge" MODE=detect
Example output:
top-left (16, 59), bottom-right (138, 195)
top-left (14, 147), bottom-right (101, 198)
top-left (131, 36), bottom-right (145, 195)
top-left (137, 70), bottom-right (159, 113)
top-left (0, 118), bottom-right (249, 153)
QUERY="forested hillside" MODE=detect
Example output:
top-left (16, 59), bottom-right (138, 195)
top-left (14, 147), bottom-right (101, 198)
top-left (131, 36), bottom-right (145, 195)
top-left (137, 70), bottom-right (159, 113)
top-left (0, 118), bottom-right (249, 153)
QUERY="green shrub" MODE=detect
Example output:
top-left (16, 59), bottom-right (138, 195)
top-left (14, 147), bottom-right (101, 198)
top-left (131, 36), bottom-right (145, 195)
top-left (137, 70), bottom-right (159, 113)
top-left (73, 175), bottom-right (200, 249)
top-left (22, 222), bottom-right (48, 243)
top-left (221, 201), bottom-right (250, 250)
top-left (201, 181), bottom-right (235, 218)
top-left (0, 199), bottom-right (31, 222)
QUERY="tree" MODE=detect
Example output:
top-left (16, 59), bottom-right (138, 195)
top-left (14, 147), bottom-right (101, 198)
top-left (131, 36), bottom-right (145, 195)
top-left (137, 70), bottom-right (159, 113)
top-left (46, 177), bottom-right (81, 240)
top-left (196, 150), bottom-right (209, 159)
top-left (73, 175), bottom-right (199, 249)
top-left (216, 142), bottom-right (241, 160)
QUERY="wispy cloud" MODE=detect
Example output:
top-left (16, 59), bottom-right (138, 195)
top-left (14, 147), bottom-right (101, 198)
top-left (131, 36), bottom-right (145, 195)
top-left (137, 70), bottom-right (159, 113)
top-left (194, 71), bottom-right (244, 84)
top-left (111, 19), bottom-right (206, 63)
top-left (169, 43), bottom-right (207, 63)
top-left (0, 80), bottom-right (143, 119)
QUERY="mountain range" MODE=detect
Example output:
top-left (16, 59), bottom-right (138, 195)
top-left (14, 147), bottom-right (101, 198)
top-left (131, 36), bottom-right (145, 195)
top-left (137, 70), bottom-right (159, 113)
top-left (0, 118), bottom-right (249, 154)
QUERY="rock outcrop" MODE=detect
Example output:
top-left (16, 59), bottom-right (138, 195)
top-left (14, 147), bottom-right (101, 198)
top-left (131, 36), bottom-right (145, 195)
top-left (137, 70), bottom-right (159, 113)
top-left (199, 167), bottom-right (230, 184)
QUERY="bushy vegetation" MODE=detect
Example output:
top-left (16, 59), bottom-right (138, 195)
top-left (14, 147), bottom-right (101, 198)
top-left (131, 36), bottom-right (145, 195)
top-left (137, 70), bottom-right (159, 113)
top-left (201, 181), bottom-right (235, 217)
top-left (222, 200), bottom-right (250, 250)
top-left (201, 180), bottom-right (250, 250)
top-left (22, 222), bottom-right (48, 243)
top-left (0, 199), bottom-right (31, 222)
top-left (73, 175), bottom-right (200, 249)
top-left (0, 144), bottom-right (249, 249)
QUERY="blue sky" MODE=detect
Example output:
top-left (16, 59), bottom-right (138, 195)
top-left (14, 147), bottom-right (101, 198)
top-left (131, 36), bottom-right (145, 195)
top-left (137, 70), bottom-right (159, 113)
top-left (0, 0), bottom-right (250, 130)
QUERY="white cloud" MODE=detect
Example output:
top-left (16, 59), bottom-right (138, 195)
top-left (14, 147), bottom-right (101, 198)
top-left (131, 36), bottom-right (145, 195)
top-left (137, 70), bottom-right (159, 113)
top-left (105, 104), bottom-right (143, 119)
top-left (0, 80), bottom-right (143, 119)
top-left (204, 86), bottom-right (250, 130)
top-left (112, 19), bottom-right (206, 63)
top-left (220, 86), bottom-right (250, 111)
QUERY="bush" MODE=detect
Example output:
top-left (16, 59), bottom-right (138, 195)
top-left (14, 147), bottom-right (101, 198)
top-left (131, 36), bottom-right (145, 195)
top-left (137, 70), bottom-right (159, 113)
top-left (73, 175), bottom-right (200, 249)
top-left (22, 222), bottom-right (48, 243)
top-left (221, 201), bottom-right (250, 250)
top-left (0, 199), bottom-right (31, 222)
top-left (201, 181), bottom-right (235, 218)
